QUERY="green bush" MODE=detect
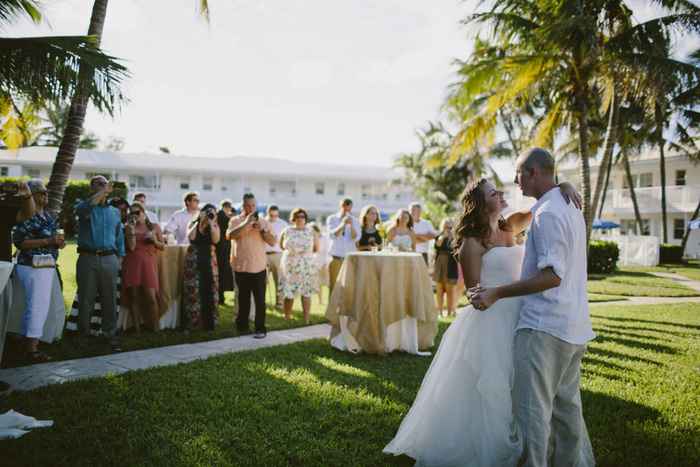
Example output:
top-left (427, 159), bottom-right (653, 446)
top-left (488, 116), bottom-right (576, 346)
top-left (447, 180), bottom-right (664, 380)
top-left (588, 240), bottom-right (619, 274)
top-left (659, 243), bottom-right (684, 264)
top-left (0, 177), bottom-right (128, 236)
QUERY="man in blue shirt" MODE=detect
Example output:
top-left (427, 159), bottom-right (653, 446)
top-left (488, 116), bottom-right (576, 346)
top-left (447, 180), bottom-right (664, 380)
top-left (75, 176), bottom-right (126, 351)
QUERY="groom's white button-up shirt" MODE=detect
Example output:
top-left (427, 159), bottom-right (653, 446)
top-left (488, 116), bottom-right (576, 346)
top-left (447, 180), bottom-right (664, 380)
top-left (515, 187), bottom-right (595, 345)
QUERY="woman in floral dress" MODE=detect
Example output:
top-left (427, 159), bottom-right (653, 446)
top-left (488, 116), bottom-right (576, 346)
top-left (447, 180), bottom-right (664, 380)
top-left (180, 203), bottom-right (220, 331)
top-left (278, 207), bottom-right (319, 323)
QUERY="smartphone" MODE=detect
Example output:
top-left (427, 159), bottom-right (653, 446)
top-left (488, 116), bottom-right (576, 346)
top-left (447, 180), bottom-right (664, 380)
top-left (253, 212), bottom-right (259, 220)
top-left (112, 181), bottom-right (127, 189)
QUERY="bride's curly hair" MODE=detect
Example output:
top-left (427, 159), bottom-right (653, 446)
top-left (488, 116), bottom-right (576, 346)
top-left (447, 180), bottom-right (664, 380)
top-left (453, 178), bottom-right (511, 252)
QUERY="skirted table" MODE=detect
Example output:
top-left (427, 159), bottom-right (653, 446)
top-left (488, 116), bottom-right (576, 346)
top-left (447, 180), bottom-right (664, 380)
top-left (326, 251), bottom-right (438, 356)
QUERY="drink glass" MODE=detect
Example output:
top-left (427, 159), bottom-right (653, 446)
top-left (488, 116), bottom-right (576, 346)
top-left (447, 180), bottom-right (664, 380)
top-left (56, 229), bottom-right (64, 240)
top-left (371, 246), bottom-right (378, 253)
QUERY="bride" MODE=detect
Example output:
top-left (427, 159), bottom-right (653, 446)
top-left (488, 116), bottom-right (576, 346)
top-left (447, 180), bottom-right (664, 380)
top-left (383, 178), bottom-right (582, 466)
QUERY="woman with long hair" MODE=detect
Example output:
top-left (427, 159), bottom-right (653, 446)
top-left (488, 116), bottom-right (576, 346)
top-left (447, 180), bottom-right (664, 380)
top-left (356, 204), bottom-right (382, 251)
top-left (384, 178), bottom-right (586, 465)
top-left (181, 203), bottom-right (220, 331)
top-left (433, 217), bottom-right (458, 317)
top-left (385, 208), bottom-right (416, 252)
top-left (122, 201), bottom-right (164, 335)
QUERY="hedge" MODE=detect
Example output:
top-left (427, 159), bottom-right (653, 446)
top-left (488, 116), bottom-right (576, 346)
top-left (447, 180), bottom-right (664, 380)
top-left (659, 243), bottom-right (684, 264)
top-left (588, 240), bottom-right (619, 274)
top-left (0, 177), bottom-right (128, 236)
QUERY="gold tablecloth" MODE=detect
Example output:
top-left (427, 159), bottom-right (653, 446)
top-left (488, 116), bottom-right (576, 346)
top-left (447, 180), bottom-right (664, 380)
top-left (325, 251), bottom-right (438, 355)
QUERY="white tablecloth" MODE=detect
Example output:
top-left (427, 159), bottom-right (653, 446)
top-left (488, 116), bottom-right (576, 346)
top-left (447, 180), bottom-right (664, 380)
top-left (6, 268), bottom-right (65, 343)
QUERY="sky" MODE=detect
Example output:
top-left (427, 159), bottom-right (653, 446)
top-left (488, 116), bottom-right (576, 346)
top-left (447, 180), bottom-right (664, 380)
top-left (7, 0), bottom-right (477, 169)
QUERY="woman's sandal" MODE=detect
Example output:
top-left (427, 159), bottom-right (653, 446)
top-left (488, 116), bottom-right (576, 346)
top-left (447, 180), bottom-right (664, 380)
top-left (24, 349), bottom-right (53, 362)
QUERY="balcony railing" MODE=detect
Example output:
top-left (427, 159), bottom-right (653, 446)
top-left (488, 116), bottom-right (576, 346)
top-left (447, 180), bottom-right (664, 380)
top-left (602, 184), bottom-right (699, 213)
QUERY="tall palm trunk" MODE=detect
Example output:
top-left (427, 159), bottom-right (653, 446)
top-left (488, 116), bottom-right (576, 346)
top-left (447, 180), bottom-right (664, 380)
top-left (598, 151), bottom-right (615, 218)
top-left (591, 91), bottom-right (620, 220)
top-left (681, 198), bottom-right (700, 253)
top-left (576, 97), bottom-right (594, 243)
top-left (47, 0), bottom-right (109, 212)
top-left (622, 151), bottom-right (644, 235)
top-left (656, 111), bottom-right (668, 243)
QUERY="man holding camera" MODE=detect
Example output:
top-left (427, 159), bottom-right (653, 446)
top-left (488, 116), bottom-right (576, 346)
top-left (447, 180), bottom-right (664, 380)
top-left (227, 193), bottom-right (276, 338)
top-left (75, 176), bottom-right (126, 351)
top-left (326, 196), bottom-right (361, 295)
top-left (164, 191), bottom-right (200, 245)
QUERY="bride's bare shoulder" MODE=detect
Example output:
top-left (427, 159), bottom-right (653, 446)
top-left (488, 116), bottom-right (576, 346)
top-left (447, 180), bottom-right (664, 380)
top-left (457, 236), bottom-right (487, 261)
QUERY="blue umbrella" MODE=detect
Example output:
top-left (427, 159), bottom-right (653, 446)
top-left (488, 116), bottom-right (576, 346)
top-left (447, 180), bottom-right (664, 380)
top-left (688, 218), bottom-right (700, 229)
top-left (592, 218), bottom-right (620, 229)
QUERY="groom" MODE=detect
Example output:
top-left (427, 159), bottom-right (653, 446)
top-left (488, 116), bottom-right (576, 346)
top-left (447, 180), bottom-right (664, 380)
top-left (469, 148), bottom-right (595, 466)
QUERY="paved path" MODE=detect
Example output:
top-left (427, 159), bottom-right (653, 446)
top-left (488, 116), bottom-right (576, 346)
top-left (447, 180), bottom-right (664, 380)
top-left (0, 324), bottom-right (331, 393)
top-left (2, 273), bottom-right (699, 394)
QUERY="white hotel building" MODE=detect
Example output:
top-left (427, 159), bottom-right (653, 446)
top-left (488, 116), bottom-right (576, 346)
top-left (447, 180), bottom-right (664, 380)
top-left (0, 147), bottom-right (415, 223)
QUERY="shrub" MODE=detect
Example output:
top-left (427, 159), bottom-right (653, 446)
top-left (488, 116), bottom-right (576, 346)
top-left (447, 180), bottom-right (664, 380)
top-left (588, 240), bottom-right (619, 274)
top-left (0, 177), bottom-right (128, 236)
top-left (659, 243), bottom-right (684, 264)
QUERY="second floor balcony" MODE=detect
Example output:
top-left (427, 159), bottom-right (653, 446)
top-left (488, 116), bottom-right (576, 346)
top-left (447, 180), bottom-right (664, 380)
top-left (601, 184), bottom-right (699, 214)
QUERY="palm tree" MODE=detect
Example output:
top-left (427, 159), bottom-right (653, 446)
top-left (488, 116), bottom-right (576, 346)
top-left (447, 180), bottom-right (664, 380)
top-left (46, 0), bottom-right (210, 211)
top-left (0, 0), bottom-right (128, 150)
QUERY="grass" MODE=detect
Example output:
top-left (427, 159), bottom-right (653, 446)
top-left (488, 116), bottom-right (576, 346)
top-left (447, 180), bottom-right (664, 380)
top-left (0, 302), bottom-right (698, 465)
top-left (620, 263), bottom-right (700, 282)
top-left (586, 270), bottom-right (700, 298)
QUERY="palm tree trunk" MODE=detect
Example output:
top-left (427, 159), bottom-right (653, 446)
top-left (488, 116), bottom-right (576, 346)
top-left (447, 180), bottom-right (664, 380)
top-left (622, 151), bottom-right (644, 235)
top-left (47, 0), bottom-right (109, 212)
top-left (681, 198), bottom-right (700, 253)
top-left (597, 150), bottom-right (615, 218)
top-left (658, 135), bottom-right (668, 244)
top-left (591, 91), bottom-right (619, 220)
top-left (576, 99), bottom-right (593, 242)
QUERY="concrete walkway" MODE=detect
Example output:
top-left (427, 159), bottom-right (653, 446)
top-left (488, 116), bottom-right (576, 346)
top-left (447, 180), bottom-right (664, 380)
top-left (0, 324), bottom-right (331, 393)
top-left (1, 272), bottom-right (699, 394)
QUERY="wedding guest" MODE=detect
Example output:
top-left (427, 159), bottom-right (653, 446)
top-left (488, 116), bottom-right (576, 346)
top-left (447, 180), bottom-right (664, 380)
top-left (122, 201), bottom-right (164, 335)
top-left (109, 197), bottom-right (129, 226)
top-left (181, 203), bottom-right (220, 331)
top-left (13, 179), bottom-right (65, 361)
top-left (386, 209), bottom-right (416, 252)
top-left (164, 191), bottom-right (200, 245)
top-left (278, 207), bottom-right (318, 323)
top-left (75, 176), bottom-right (125, 351)
top-left (433, 217), bottom-right (458, 317)
top-left (227, 193), bottom-right (276, 338)
top-left (265, 204), bottom-right (288, 309)
top-left (308, 222), bottom-right (330, 305)
top-left (132, 192), bottom-right (159, 224)
top-left (326, 197), bottom-right (360, 295)
top-left (409, 202), bottom-right (436, 264)
top-left (215, 199), bottom-right (234, 305)
top-left (356, 204), bottom-right (382, 251)
top-left (0, 180), bottom-right (34, 391)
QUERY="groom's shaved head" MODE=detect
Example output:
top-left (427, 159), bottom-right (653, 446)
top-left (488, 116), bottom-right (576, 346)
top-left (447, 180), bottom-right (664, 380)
top-left (519, 148), bottom-right (555, 176)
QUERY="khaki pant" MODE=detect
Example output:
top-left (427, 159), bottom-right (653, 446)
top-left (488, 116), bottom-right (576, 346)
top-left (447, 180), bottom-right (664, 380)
top-left (513, 329), bottom-right (592, 466)
top-left (329, 257), bottom-right (344, 296)
top-left (266, 252), bottom-right (283, 306)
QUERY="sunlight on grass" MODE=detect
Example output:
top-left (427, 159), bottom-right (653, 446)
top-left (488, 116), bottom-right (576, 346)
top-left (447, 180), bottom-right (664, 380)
top-left (313, 356), bottom-right (375, 379)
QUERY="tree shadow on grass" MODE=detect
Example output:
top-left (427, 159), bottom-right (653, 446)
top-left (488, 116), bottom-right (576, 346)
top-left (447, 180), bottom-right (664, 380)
top-left (585, 346), bottom-right (662, 366)
top-left (591, 334), bottom-right (677, 355)
top-left (593, 314), bottom-right (700, 331)
top-left (583, 390), bottom-right (698, 466)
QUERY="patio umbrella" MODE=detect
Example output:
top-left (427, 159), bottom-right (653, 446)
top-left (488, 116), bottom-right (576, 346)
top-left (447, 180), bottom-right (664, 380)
top-left (688, 218), bottom-right (700, 229)
top-left (592, 218), bottom-right (620, 229)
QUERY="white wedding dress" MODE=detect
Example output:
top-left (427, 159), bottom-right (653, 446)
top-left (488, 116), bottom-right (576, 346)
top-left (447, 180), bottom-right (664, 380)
top-left (384, 245), bottom-right (525, 466)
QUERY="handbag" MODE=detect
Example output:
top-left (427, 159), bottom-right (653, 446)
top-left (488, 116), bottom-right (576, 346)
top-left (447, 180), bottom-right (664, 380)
top-left (31, 254), bottom-right (56, 268)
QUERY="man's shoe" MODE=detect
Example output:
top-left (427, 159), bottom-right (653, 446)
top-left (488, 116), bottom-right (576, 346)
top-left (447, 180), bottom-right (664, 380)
top-left (253, 332), bottom-right (266, 339)
top-left (108, 340), bottom-right (122, 352)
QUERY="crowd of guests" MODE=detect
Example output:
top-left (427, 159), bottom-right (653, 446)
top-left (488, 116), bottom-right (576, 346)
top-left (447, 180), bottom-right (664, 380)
top-left (0, 175), bottom-right (459, 387)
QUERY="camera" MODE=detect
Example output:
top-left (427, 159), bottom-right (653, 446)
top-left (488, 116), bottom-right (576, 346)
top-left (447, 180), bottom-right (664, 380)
top-left (206, 211), bottom-right (216, 220)
top-left (0, 182), bottom-right (18, 197)
top-left (127, 213), bottom-right (137, 225)
top-left (253, 212), bottom-right (259, 220)
top-left (111, 181), bottom-right (127, 189)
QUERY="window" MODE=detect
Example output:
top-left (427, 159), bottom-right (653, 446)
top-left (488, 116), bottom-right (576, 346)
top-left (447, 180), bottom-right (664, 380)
top-left (129, 174), bottom-right (160, 192)
top-left (180, 175), bottom-right (190, 190)
top-left (202, 176), bottom-right (213, 191)
top-left (674, 218), bottom-right (685, 239)
top-left (620, 219), bottom-right (649, 235)
top-left (676, 170), bottom-right (686, 186)
top-left (361, 184), bottom-right (371, 200)
top-left (622, 173), bottom-right (653, 189)
top-left (337, 182), bottom-right (345, 196)
top-left (0, 167), bottom-right (7, 176)
top-left (315, 182), bottom-right (324, 195)
top-left (269, 180), bottom-right (296, 198)
top-left (86, 172), bottom-right (110, 180)
top-left (26, 169), bottom-right (40, 179)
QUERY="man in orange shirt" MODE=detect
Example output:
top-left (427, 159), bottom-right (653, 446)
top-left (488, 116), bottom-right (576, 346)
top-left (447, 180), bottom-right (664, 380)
top-left (227, 193), bottom-right (276, 338)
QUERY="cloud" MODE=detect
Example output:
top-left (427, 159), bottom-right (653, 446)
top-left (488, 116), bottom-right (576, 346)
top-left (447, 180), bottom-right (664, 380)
top-left (356, 50), bottom-right (441, 85)
top-left (286, 59), bottom-right (334, 89)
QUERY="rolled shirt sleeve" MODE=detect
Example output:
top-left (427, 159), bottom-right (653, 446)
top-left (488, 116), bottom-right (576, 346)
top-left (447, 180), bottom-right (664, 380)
top-left (532, 210), bottom-right (568, 279)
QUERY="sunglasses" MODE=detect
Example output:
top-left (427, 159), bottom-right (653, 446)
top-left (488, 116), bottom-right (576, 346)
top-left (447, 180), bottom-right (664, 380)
top-left (129, 211), bottom-right (142, 216)
top-left (294, 214), bottom-right (306, 219)
top-left (33, 189), bottom-right (49, 195)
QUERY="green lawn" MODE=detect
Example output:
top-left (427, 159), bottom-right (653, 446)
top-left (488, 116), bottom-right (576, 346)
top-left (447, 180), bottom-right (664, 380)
top-left (0, 302), bottom-right (698, 465)
top-left (620, 264), bottom-right (700, 282)
top-left (586, 270), bottom-right (700, 297)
